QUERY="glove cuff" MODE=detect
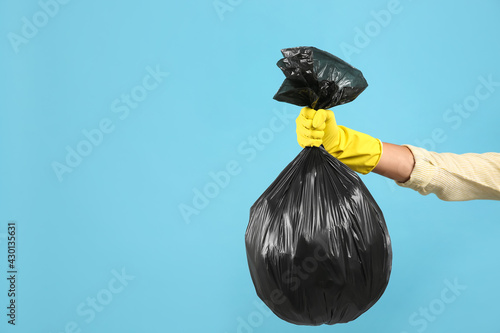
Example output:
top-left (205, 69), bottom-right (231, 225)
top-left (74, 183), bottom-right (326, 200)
top-left (326, 126), bottom-right (382, 174)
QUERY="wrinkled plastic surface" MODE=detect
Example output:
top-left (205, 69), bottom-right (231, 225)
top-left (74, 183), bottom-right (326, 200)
top-left (273, 46), bottom-right (368, 110)
top-left (245, 47), bottom-right (392, 326)
top-left (245, 147), bottom-right (392, 325)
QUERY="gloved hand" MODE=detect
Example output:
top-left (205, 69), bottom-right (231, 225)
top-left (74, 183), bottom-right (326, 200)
top-left (295, 107), bottom-right (383, 174)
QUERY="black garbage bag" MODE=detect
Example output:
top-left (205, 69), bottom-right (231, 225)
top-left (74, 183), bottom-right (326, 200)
top-left (245, 47), bottom-right (392, 326)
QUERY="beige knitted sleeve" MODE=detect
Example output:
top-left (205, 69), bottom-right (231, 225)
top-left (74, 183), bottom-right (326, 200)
top-left (395, 145), bottom-right (500, 201)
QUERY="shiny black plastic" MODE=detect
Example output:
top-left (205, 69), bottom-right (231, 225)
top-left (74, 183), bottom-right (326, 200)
top-left (245, 47), bottom-right (392, 326)
top-left (273, 46), bottom-right (368, 110)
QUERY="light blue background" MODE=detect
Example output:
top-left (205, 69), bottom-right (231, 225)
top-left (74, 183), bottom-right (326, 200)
top-left (1, 0), bottom-right (499, 332)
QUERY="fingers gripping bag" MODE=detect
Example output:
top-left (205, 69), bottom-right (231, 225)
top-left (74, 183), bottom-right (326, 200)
top-left (245, 47), bottom-right (392, 326)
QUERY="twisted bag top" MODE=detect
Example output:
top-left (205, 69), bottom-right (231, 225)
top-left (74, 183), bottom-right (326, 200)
top-left (245, 47), bottom-right (392, 326)
top-left (273, 46), bottom-right (368, 110)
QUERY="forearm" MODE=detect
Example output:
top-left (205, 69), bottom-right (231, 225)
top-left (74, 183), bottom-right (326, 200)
top-left (372, 143), bottom-right (500, 201)
top-left (372, 142), bottom-right (415, 183)
top-left (394, 145), bottom-right (500, 201)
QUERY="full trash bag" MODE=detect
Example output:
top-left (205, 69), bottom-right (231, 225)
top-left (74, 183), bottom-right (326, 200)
top-left (245, 47), bottom-right (392, 326)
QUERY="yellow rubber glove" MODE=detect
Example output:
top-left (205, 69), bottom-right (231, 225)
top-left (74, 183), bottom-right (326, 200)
top-left (296, 107), bottom-right (382, 174)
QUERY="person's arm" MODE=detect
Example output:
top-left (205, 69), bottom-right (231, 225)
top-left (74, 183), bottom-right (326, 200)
top-left (372, 143), bottom-right (415, 183)
top-left (372, 143), bottom-right (500, 200)
top-left (393, 145), bottom-right (500, 201)
top-left (296, 107), bottom-right (500, 201)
